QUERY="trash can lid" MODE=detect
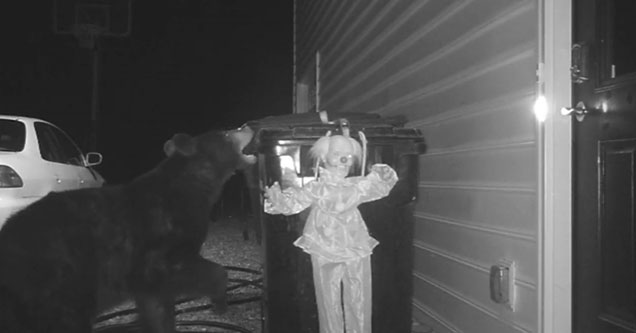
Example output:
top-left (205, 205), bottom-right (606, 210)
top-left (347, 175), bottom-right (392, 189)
top-left (245, 111), bottom-right (405, 129)
top-left (244, 112), bottom-right (425, 154)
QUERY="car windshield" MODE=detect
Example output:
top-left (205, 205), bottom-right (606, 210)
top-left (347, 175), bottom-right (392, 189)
top-left (0, 119), bottom-right (26, 152)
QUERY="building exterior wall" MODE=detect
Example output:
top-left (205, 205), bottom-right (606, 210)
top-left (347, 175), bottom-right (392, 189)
top-left (294, 1), bottom-right (541, 332)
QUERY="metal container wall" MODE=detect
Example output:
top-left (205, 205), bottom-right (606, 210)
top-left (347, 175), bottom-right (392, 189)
top-left (248, 118), bottom-right (424, 333)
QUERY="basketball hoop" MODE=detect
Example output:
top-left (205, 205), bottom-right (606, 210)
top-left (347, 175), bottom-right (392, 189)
top-left (73, 23), bottom-right (105, 49)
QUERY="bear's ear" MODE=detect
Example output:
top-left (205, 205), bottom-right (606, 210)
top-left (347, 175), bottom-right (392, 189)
top-left (163, 133), bottom-right (197, 157)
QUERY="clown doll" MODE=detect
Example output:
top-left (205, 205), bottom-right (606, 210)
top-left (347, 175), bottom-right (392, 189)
top-left (264, 131), bottom-right (398, 333)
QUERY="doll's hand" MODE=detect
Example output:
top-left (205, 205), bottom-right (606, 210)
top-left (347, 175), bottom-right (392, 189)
top-left (263, 182), bottom-right (277, 213)
top-left (370, 164), bottom-right (398, 184)
top-left (263, 182), bottom-right (282, 201)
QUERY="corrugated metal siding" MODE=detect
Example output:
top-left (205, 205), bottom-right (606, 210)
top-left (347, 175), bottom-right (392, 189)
top-left (295, 1), bottom-right (539, 332)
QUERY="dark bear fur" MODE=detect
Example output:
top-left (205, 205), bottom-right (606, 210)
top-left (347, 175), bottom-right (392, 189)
top-left (0, 126), bottom-right (256, 333)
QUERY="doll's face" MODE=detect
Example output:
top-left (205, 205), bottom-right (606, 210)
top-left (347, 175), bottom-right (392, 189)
top-left (324, 136), bottom-right (354, 179)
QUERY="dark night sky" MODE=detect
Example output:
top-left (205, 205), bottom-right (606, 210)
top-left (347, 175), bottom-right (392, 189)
top-left (0, 0), bottom-right (293, 183)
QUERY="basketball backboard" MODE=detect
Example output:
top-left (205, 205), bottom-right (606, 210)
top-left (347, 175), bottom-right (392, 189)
top-left (53, 0), bottom-right (132, 37)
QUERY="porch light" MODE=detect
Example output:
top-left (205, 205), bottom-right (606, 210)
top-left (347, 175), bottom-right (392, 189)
top-left (533, 95), bottom-right (548, 122)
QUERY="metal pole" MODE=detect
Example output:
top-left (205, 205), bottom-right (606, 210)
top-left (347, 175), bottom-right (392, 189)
top-left (90, 40), bottom-right (100, 151)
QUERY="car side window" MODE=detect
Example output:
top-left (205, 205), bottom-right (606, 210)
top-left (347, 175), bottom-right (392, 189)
top-left (51, 127), bottom-right (85, 166)
top-left (0, 119), bottom-right (26, 152)
top-left (35, 122), bottom-right (84, 166)
top-left (36, 124), bottom-right (62, 163)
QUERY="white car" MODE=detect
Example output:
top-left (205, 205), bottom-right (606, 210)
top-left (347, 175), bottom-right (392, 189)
top-left (0, 115), bottom-right (105, 227)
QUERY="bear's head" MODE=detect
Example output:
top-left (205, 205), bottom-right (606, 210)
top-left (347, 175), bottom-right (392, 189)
top-left (162, 125), bottom-right (256, 183)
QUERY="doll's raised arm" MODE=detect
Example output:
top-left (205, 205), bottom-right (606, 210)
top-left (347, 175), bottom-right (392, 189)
top-left (264, 181), bottom-right (315, 216)
top-left (356, 164), bottom-right (398, 203)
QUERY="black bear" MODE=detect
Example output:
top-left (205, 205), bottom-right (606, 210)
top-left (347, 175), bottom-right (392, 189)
top-left (0, 125), bottom-right (256, 333)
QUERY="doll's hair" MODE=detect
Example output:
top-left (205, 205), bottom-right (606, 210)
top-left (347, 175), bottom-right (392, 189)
top-left (309, 134), bottom-right (362, 167)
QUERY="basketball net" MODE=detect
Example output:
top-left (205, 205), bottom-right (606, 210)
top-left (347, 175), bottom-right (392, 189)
top-left (73, 24), bottom-right (104, 49)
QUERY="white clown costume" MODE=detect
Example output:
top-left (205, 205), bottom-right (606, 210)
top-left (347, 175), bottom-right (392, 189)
top-left (264, 133), bottom-right (398, 333)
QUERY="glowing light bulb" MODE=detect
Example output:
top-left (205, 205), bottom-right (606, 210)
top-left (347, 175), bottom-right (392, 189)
top-left (533, 95), bottom-right (548, 122)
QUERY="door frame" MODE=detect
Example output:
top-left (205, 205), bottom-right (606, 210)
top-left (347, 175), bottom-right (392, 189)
top-left (539, 0), bottom-right (572, 332)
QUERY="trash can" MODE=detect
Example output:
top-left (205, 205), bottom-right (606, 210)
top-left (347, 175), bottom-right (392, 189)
top-left (245, 112), bottom-right (425, 333)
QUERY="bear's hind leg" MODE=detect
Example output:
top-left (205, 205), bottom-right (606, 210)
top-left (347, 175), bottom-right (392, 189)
top-left (168, 256), bottom-right (228, 314)
top-left (134, 290), bottom-right (176, 333)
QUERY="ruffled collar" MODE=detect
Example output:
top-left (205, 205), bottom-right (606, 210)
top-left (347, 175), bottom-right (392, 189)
top-left (318, 167), bottom-right (348, 184)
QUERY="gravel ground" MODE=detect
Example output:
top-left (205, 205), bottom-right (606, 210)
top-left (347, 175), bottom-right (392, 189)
top-left (91, 215), bottom-right (429, 333)
top-left (93, 216), bottom-right (263, 333)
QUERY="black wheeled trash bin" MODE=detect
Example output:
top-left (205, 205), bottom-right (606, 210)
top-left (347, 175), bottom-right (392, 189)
top-left (245, 112), bottom-right (425, 333)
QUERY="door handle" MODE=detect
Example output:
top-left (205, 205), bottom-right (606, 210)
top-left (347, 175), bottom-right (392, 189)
top-left (561, 101), bottom-right (588, 122)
